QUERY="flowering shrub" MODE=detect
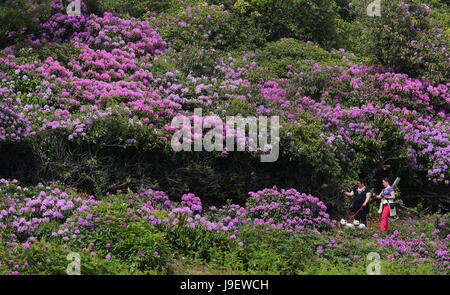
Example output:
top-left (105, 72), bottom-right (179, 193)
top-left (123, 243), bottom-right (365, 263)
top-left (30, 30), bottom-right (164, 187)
top-left (0, 180), bottom-right (94, 242)
top-left (0, 179), bottom-right (334, 271)
top-left (368, 230), bottom-right (449, 273)
top-left (0, 11), bottom-right (177, 147)
top-left (245, 187), bottom-right (334, 233)
top-left (0, 0), bottom-right (448, 275)
top-left (73, 12), bottom-right (167, 57)
top-left (146, 2), bottom-right (264, 51)
top-left (207, 187), bottom-right (334, 235)
top-left (1, 0), bottom-right (447, 196)
top-left (65, 200), bottom-right (170, 273)
top-left (0, 0), bottom-right (51, 48)
top-left (312, 230), bottom-right (449, 274)
top-left (0, 239), bottom-right (134, 275)
top-left (1, 179), bottom-right (448, 274)
top-left (0, 0), bottom-right (104, 48)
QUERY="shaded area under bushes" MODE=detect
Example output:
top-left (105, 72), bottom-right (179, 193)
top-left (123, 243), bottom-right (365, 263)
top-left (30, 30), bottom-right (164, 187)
top-left (1, 139), bottom-right (447, 218)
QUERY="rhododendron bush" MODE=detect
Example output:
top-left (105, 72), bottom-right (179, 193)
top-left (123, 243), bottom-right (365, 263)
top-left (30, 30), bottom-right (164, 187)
top-left (357, 0), bottom-right (449, 82)
top-left (0, 180), bottom-right (448, 274)
top-left (0, 179), bottom-right (335, 274)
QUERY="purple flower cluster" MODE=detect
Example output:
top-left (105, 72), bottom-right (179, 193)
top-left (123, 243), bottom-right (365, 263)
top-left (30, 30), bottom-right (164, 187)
top-left (0, 179), bottom-right (333, 251)
top-left (0, 96), bottom-right (35, 142)
top-left (73, 12), bottom-right (166, 58)
top-left (1, 0), bottom-right (448, 190)
top-left (356, 0), bottom-right (449, 81)
top-left (249, 62), bottom-right (449, 183)
top-left (0, 11), bottom-right (180, 143)
top-left (146, 2), bottom-right (233, 50)
top-left (1, 179), bottom-right (448, 274)
top-left (204, 187), bottom-right (334, 235)
top-left (0, 179), bottom-right (97, 242)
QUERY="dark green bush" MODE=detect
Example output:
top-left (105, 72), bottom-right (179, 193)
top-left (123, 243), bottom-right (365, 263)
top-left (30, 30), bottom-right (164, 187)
top-left (168, 45), bottom-right (225, 78)
top-left (230, 226), bottom-right (327, 274)
top-left (248, 38), bottom-right (368, 79)
top-left (0, 0), bottom-right (103, 48)
top-left (0, 239), bottom-right (135, 275)
top-left (0, 0), bottom-right (51, 48)
top-left (69, 199), bottom-right (170, 273)
top-left (232, 0), bottom-right (341, 49)
top-left (99, 0), bottom-right (170, 17)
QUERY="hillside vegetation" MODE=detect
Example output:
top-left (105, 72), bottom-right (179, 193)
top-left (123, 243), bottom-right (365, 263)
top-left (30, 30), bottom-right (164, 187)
top-left (0, 0), bottom-right (448, 274)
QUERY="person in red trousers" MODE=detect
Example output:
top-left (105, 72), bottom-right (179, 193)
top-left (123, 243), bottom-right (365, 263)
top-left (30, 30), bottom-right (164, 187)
top-left (376, 178), bottom-right (395, 231)
top-left (341, 178), bottom-right (371, 226)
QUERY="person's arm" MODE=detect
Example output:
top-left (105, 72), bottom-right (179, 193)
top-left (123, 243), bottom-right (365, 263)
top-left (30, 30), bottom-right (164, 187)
top-left (341, 190), bottom-right (354, 197)
top-left (387, 190), bottom-right (395, 200)
top-left (363, 192), bottom-right (371, 206)
top-left (379, 188), bottom-right (395, 200)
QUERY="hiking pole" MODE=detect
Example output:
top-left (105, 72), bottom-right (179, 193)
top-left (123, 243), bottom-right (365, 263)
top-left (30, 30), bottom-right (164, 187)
top-left (392, 177), bottom-right (400, 189)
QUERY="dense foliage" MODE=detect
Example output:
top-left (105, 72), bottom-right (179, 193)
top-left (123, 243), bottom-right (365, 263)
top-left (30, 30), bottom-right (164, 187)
top-left (0, 180), bottom-right (448, 274)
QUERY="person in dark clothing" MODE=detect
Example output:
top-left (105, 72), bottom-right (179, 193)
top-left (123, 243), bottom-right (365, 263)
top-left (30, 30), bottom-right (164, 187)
top-left (341, 178), bottom-right (371, 226)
